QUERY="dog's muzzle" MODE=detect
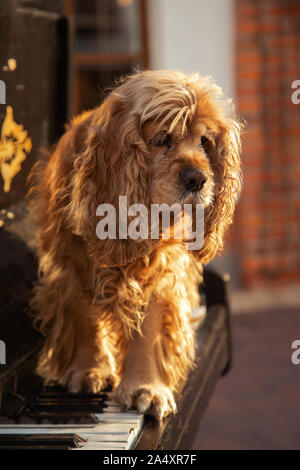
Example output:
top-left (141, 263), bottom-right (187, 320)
top-left (179, 167), bottom-right (207, 193)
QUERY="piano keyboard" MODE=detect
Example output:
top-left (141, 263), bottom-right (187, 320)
top-left (0, 384), bottom-right (144, 450)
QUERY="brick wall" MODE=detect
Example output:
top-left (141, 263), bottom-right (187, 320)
top-left (235, 0), bottom-right (300, 287)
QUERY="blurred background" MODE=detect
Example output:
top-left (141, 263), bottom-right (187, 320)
top-left (1, 0), bottom-right (300, 449)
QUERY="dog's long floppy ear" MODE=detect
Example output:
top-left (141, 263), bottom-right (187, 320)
top-left (194, 117), bottom-right (242, 264)
top-left (68, 92), bottom-right (152, 267)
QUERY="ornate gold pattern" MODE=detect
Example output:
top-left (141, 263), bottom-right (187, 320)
top-left (0, 106), bottom-right (32, 192)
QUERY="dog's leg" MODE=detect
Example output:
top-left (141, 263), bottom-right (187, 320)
top-left (58, 307), bottom-right (120, 393)
top-left (114, 294), bottom-right (194, 420)
top-left (34, 279), bottom-right (120, 393)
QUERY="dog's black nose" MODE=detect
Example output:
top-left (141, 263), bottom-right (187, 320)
top-left (179, 168), bottom-right (207, 192)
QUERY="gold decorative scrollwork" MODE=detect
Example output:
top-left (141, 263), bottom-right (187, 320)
top-left (0, 106), bottom-right (32, 192)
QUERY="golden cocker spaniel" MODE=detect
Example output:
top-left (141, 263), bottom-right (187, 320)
top-left (29, 70), bottom-right (242, 420)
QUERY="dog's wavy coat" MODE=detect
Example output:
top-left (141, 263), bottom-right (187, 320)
top-left (29, 70), bottom-right (242, 420)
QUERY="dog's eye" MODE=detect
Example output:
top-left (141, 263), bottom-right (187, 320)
top-left (155, 133), bottom-right (171, 147)
top-left (200, 136), bottom-right (210, 152)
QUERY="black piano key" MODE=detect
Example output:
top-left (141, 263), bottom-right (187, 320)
top-left (39, 384), bottom-right (110, 399)
top-left (0, 433), bottom-right (86, 449)
top-left (28, 399), bottom-right (107, 413)
top-left (19, 411), bottom-right (99, 425)
top-left (37, 392), bottom-right (108, 400)
top-left (34, 399), bottom-right (106, 406)
top-left (0, 446), bottom-right (68, 450)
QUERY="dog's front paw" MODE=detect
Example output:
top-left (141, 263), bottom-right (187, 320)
top-left (60, 366), bottom-right (119, 394)
top-left (114, 382), bottom-right (176, 420)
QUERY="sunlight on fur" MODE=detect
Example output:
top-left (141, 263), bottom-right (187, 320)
top-left (28, 70), bottom-right (242, 421)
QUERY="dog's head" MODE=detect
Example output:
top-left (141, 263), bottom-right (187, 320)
top-left (68, 70), bottom-right (242, 266)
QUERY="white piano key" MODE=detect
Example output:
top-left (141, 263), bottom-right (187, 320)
top-left (103, 406), bottom-right (123, 413)
top-left (0, 424), bottom-right (95, 429)
top-left (83, 424), bottom-right (143, 441)
top-left (102, 406), bottom-right (142, 415)
top-left (96, 412), bottom-right (143, 421)
top-left (74, 444), bottom-right (126, 450)
top-left (77, 433), bottom-right (130, 442)
top-left (96, 417), bottom-right (144, 439)
top-left (127, 427), bottom-right (141, 450)
top-left (0, 421), bottom-right (140, 437)
top-left (0, 424), bottom-right (133, 435)
top-left (104, 404), bottom-right (123, 411)
top-left (105, 401), bottom-right (123, 407)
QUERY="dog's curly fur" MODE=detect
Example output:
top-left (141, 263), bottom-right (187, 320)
top-left (28, 70), bottom-right (242, 420)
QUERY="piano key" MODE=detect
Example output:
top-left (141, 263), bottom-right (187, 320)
top-left (0, 422), bottom-right (137, 434)
top-left (0, 424), bottom-right (95, 429)
top-left (103, 405), bottom-right (124, 412)
top-left (74, 440), bottom-right (128, 450)
top-left (0, 433), bottom-right (86, 449)
top-left (104, 402), bottom-right (123, 408)
top-left (96, 414), bottom-right (143, 423)
top-left (30, 396), bottom-right (107, 408)
top-left (28, 402), bottom-right (106, 413)
top-left (75, 444), bottom-right (126, 450)
top-left (0, 411), bottom-right (143, 426)
top-left (74, 426), bottom-right (142, 450)
top-left (20, 411), bottom-right (99, 425)
top-left (37, 386), bottom-right (108, 400)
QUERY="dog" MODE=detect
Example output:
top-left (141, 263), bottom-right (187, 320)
top-left (28, 70), bottom-right (242, 420)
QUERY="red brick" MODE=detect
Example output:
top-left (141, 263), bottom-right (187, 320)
top-left (235, 0), bottom-right (300, 286)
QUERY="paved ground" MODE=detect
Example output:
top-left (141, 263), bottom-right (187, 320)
top-left (231, 284), bottom-right (300, 314)
top-left (191, 307), bottom-right (300, 450)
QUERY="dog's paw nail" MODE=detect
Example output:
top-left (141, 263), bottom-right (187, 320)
top-left (122, 395), bottom-right (132, 410)
top-left (136, 392), bottom-right (152, 414)
top-left (154, 410), bottom-right (164, 421)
